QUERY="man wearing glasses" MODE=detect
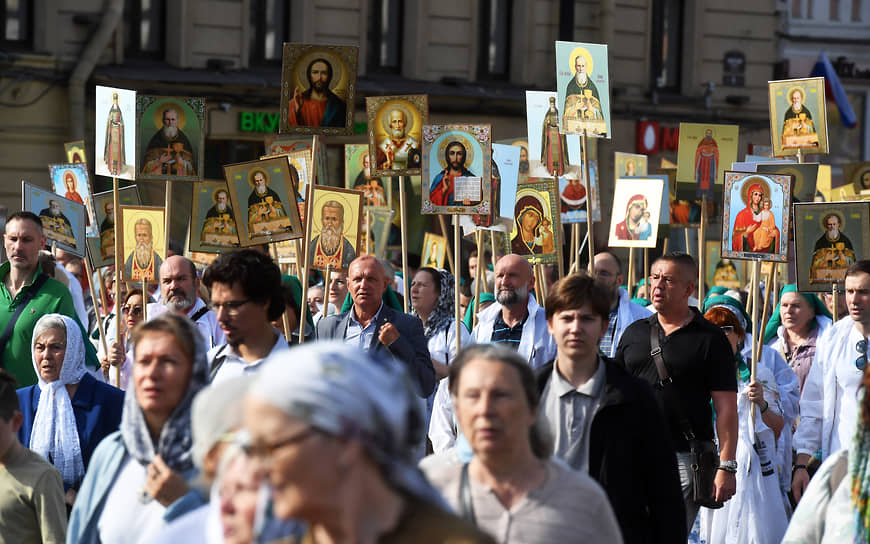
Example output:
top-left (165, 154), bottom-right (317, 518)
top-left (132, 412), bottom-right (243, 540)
top-left (792, 260), bottom-right (870, 502)
top-left (202, 250), bottom-right (288, 383)
top-left (146, 255), bottom-right (224, 350)
top-left (613, 251), bottom-right (738, 531)
top-left (593, 251), bottom-right (651, 357)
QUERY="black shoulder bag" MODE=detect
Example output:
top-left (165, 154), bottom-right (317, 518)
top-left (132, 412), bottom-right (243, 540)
top-left (0, 273), bottom-right (49, 362)
top-left (649, 320), bottom-right (723, 509)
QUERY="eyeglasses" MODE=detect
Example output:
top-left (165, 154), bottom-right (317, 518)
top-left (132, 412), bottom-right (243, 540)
top-left (720, 325), bottom-right (735, 335)
top-left (241, 428), bottom-right (316, 460)
top-left (211, 299), bottom-right (251, 317)
top-left (121, 305), bottom-right (143, 317)
top-left (856, 339), bottom-right (868, 371)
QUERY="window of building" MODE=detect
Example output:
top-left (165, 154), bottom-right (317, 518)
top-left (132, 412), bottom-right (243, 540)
top-left (650, 0), bottom-right (683, 92)
top-left (852, 0), bottom-right (862, 20)
top-left (367, 0), bottom-right (403, 74)
top-left (830, 0), bottom-right (840, 19)
top-left (1, 0), bottom-right (32, 44)
top-left (124, 0), bottom-right (165, 58)
top-left (250, 0), bottom-right (291, 64)
top-left (477, 0), bottom-right (512, 79)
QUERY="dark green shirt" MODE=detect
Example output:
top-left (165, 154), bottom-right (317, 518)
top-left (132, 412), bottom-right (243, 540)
top-left (0, 261), bottom-right (80, 387)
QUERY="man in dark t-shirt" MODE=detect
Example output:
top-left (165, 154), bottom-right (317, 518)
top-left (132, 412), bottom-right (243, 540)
top-left (613, 251), bottom-right (737, 532)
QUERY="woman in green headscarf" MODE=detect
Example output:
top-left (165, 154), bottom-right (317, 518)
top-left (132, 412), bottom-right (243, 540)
top-left (762, 284), bottom-right (833, 394)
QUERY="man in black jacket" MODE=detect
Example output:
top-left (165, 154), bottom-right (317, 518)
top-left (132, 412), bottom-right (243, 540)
top-left (536, 273), bottom-right (685, 543)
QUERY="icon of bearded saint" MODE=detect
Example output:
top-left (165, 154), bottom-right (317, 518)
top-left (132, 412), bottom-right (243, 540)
top-left (309, 201), bottom-right (356, 271)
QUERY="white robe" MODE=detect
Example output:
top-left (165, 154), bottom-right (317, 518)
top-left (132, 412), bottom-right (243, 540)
top-left (471, 294), bottom-right (556, 369)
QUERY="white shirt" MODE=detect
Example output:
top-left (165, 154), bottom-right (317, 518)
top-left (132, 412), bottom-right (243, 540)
top-left (427, 318), bottom-right (470, 366)
top-left (147, 298), bottom-right (225, 349)
top-left (794, 317), bottom-right (866, 460)
top-left (208, 330), bottom-right (289, 384)
top-left (471, 294), bottom-right (556, 369)
top-left (98, 456), bottom-right (167, 544)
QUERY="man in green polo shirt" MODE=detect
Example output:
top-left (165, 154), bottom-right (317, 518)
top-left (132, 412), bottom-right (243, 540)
top-left (1, 211), bottom-right (98, 386)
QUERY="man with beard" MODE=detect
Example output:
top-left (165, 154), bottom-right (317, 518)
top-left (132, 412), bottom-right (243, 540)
top-left (203, 250), bottom-right (288, 383)
top-left (247, 170), bottom-right (289, 229)
top-left (142, 107), bottom-right (196, 176)
top-left (564, 54), bottom-right (602, 121)
top-left (471, 254), bottom-right (556, 369)
top-left (287, 58), bottom-right (347, 128)
top-left (429, 141), bottom-right (477, 207)
top-left (518, 145), bottom-right (529, 174)
top-left (811, 212), bottom-right (856, 279)
top-left (38, 200), bottom-right (74, 241)
top-left (99, 201), bottom-right (114, 260)
top-left (309, 201), bottom-right (356, 271)
top-left (123, 218), bottom-right (163, 282)
top-left (200, 190), bottom-right (237, 245)
top-left (376, 109), bottom-right (421, 171)
top-left (142, 255), bottom-right (224, 350)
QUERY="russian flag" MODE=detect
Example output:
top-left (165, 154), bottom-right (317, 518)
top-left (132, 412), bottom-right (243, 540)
top-left (810, 52), bottom-right (857, 128)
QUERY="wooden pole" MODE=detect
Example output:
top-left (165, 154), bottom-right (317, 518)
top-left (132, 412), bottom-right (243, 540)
top-left (269, 243), bottom-right (293, 340)
top-left (454, 220), bottom-right (462, 355)
top-left (750, 259), bottom-right (761, 422)
top-left (164, 180), bottom-right (172, 250)
top-left (643, 248), bottom-right (650, 293)
top-left (627, 248), bottom-right (636, 293)
top-left (662, 237), bottom-right (669, 255)
top-left (141, 278), bottom-right (147, 322)
top-left (297, 135), bottom-right (318, 343)
top-left (535, 263), bottom-right (548, 310)
top-left (698, 195), bottom-right (707, 302)
top-left (398, 176), bottom-right (410, 313)
top-left (472, 231), bottom-right (483, 330)
top-left (82, 254), bottom-right (109, 375)
top-left (439, 215), bottom-right (455, 275)
top-left (568, 223), bottom-right (577, 273)
top-left (832, 283), bottom-right (839, 322)
top-left (112, 177), bottom-right (122, 387)
top-left (489, 229), bottom-right (497, 269)
top-left (581, 131), bottom-right (595, 275)
top-left (321, 265), bottom-right (333, 321)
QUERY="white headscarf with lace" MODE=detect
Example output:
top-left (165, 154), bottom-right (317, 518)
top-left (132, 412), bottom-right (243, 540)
top-left (29, 313), bottom-right (87, 488)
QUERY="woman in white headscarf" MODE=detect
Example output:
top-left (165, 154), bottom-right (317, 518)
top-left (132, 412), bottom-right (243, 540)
top-left (243, 342), bottom-right (494, 543)
top-left (17, 314), bottom-right (125, 503)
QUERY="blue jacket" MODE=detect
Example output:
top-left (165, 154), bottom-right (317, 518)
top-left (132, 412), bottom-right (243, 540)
top-left (67, 431), bottom-right (205, 544)
top-left (17, 373), bottom-right (124, 488)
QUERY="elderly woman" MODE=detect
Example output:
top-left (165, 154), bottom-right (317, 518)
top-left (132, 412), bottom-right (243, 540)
top-left (424, 344), bottom-right (623, 542)
top-left (17, 314), bottom-right (125, 499)
top-left (243, 342), bottom-right (493, 543)
top-left (411, 267), bottom-right (469, 379)
top-left (763, 284), bottom-right (833, 394)
top-left (101, 288), bottom-right (151, 389)
top-left (698, 306), bottom-right (789, 543)
top-left (68, 313), bottom-right (209, 544)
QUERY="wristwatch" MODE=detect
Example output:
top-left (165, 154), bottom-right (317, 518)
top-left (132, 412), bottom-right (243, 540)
top-left (719, 460), bottom-right (738, 473)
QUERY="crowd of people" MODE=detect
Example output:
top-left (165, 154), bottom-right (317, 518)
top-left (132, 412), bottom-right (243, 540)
top-left (3, 207), bottom-right (870, 543)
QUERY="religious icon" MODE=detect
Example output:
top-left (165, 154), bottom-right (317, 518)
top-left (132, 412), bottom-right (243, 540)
top-left (768, 77), bottom-right (829, 157)
top-left (794, 202), bottom-right (870, 292)
top-left (263, 150), bottom-right (312, 221)
top-left (223, 157), bottom-right (304, 247)
top-left (64, 140), bottom-right (86, 164)
top-left (705, 241), bottom-right (742, 290)
top-left (95, 86), bottom-right (136, 180)
top-left (756, 163), bottom-right (821, 203)
top-left (136, 96), bottom-right (205, 181)
top-left (345, 144), bottom-right (390, 209)
top-left (118, 206), bottom-right (167, 282)
top-left (190, 180), bottom-right (241, 254)
top-left (524, 92), bottom-right (582, 180)
top-left (421, 124), bottom-right (492, 215)
top-left (280, 44), bottom-right (358, 135)
top-left (614, 152), bottom-right (647, 180)
top-left (607, 178), bottom-right (663, 249)
top-left (91, 186), bottom-right (140, 267)
top-left (22, 182), bottom-right (86, 257)
top-left (676, 123), bottom-right (739, 199)
top-left (366, 95), bottom-right (427, 177)
top-left (555, 41), bottom-right (611, 137)
top-left (509, 180), bottom-right (561, 265)
top-left (308, 186), bottom-right (363, 272)
top-left (844, 162), bottom-right (870, 195)
top-left (490, 143), bottom-right (520, 222)
top-left (368, 208), bottom-right (394, 259)
top-left (48, 163), bottom-right (97, 237)
top-left (721, 172), bottom-right (792, 262)
top-left (421, 232), bottom-right (447, 269)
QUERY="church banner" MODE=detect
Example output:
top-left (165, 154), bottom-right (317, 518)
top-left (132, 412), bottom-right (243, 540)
top-left (794, 201), bottom-right (870, 292)
top-left (555, 41), bottom-right (610, 138)
top-left (190, 180), bottom-right (241, 254)
top-left (279, 43), bottom-right (358, 136)
top-left (95, 86), bottom-right (136, 180)
top-left (307, 186), bottom-right (364, 272)
top-left (720, 172), bottom-right (793, 263)
top-left (366, 94), bottom-right (427, 177)
top-left (345, 143), bottom-right (390, 210)
top-left (675, 122), bottom-right (739, 200)
top-left (23, 181), bottom-right (86, 258)
top-left (118, 205), bottom-right (166, 283)
top-left (421, 124), bottom-right (492, 216)
top-left (135, 95), bottom-right (205, 182)
top-left (91, 186), bottom-right (140, 268)
top-left (48, 163), bottom-right (97, 237)
top-left (607, 178), bottom-right (664, 249)
top-left (509, 179), bottom-right (561, 265)
top-left (768, 77), bottom-right (829, 158)
top-left (756, 163), bottom-right (820, 203)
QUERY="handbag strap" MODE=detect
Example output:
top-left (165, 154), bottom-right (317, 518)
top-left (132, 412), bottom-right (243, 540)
top-left (458, 463), bottom-right (477, 525)
top-left (649, 318), bottom-right (696, 442)
top-left (0, 273), bottom-right (49, 363)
